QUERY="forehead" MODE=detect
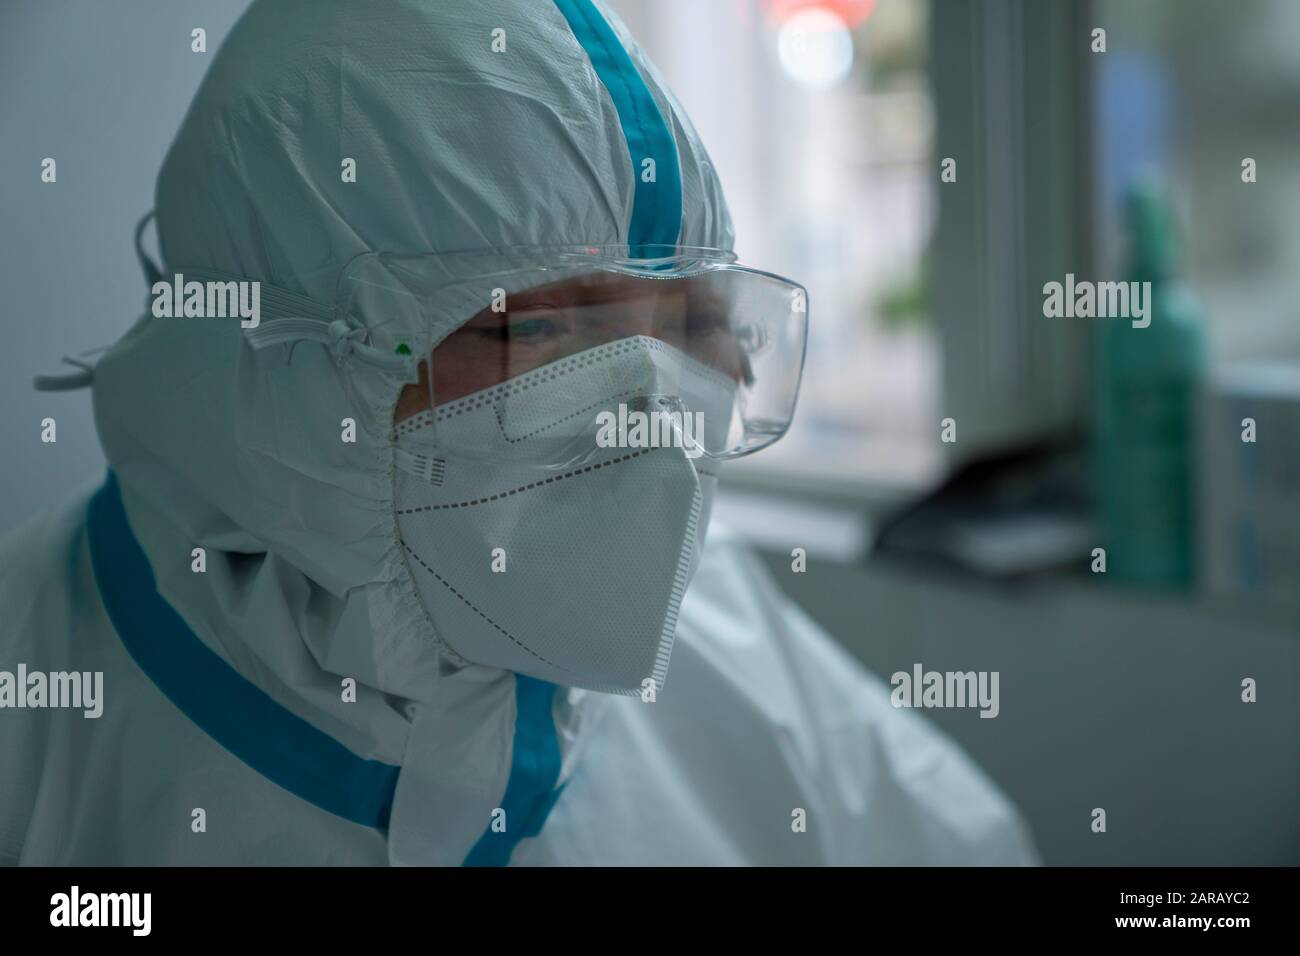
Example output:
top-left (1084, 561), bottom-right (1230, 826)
top-left (507, 271), bottom-right (660, 305)
top-left (497, 270), bottom-right (728, 310)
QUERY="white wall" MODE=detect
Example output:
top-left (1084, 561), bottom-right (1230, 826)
top-left (756, 546), bottom-right (1300, 865)
top-left (0, 1), bottom-right (251, 534)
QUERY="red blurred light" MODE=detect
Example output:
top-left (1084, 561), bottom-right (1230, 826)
top-left (764, 0), bottom-right (876, 27)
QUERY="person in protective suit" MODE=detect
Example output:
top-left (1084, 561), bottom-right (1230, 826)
top-left (0, 0), bottom-right (1038, 866)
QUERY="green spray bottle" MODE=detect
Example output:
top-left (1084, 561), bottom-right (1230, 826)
top-left (1095, 176), bottom-right (1204, 590)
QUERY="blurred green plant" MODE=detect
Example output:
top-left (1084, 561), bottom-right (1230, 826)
top-left (874, 256), bottom-right (932, 329)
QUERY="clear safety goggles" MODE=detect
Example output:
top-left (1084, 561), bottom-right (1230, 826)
top-left (334, 245), bottom-right (809, 464)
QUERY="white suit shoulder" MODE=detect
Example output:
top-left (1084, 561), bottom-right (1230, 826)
top-left (0, 490), bottom-right (97, 863)
top-left (522, 519), bottom-right (1040, 865)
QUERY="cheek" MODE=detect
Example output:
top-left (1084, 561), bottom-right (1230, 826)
top-left (391, 348), bottom-right (506, 426)
top-left (392, 383), bottom-right (429, 424)
top-left (430, 342), bottom-right (507, 403)
top-left (392, 360), bottom-right (431, 425)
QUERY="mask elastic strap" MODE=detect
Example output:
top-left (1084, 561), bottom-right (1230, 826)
top-left (135, 211), bottom-right (164, 287)
top-left (33, 212), bottom-right (162, 392)
top-left (168, 264), bottom-right (405, 376)
top-left (244, 316), bottom-right (413, 374)
top-left (33, 352), bottom-right (104, 391)
top-left (393, 446), bottom-right (446, 484)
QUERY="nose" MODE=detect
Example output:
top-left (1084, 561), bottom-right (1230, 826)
top-left (603, 312), bottom-right (660, 341)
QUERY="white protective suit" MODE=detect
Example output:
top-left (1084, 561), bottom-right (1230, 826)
top-left (0, 0), bottom-right (1038, 866)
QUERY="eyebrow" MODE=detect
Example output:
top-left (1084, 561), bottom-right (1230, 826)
top-left (464, 273), bottom-right (669, 325)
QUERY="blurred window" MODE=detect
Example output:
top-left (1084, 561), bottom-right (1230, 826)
top-left (1096, 0), bottom-right (1300, 363)
top-left (609, 0), bottom-right (941, 491)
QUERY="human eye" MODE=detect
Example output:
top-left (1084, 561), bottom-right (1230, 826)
top-left (688, 307), bottom-right (731, 336)
top-left (471, 306), bottom-right (566, 345)
top-left (505, 315), bottom-right (560, 342)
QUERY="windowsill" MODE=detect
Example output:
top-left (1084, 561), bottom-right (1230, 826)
top-left (714, 431), bottom-right (947, 564)
top-left (722, 430), bottom-right (945, 504)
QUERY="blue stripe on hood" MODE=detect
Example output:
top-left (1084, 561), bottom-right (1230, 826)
top-left (87, 472), bottom-right (400, 829)
top-left (462, 675), bottom-right (565, 866)
top-left (552, 0), bottom-right (683, 252)
top-left (90, 471), bottom-right (567, 863)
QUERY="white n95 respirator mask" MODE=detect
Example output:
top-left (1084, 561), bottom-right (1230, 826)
top-left (393, 336), bottom-right (735, 694)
